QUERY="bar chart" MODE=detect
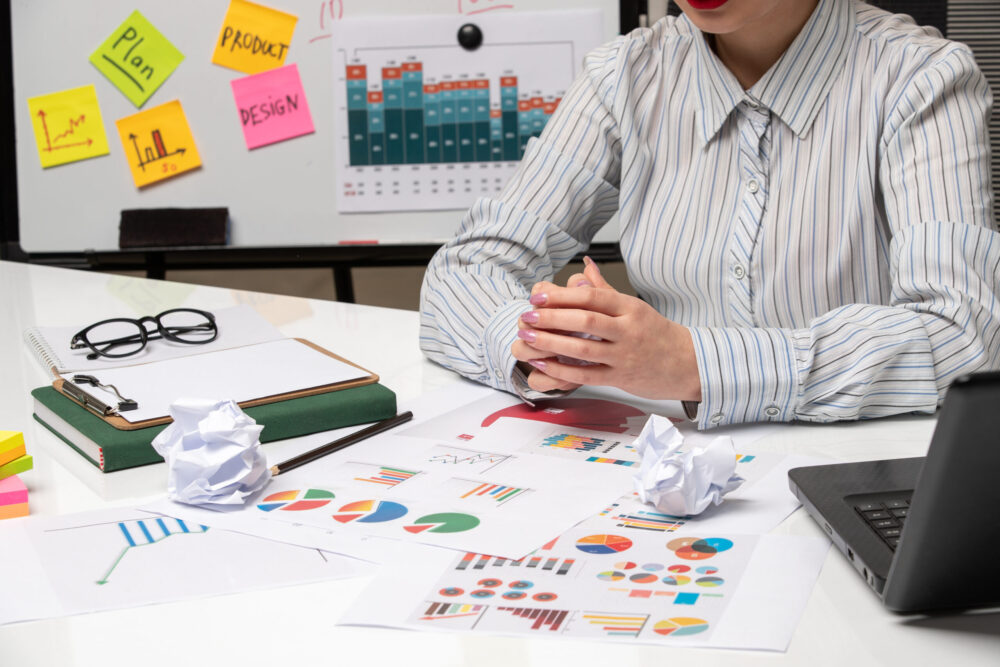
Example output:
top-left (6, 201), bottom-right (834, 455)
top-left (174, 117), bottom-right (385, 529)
top-left (331, 11), bottom-right (604, 213)
top-left (345, 65), bottom-right (557, 168)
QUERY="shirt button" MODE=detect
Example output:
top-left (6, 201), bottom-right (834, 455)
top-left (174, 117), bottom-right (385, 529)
top-left (733, 264), bottom-right (746, 279)
top-left (494, 370), bottom-right (504, 380)
top-left (710, 412), bottom-right (724, 424)
top-left (747, 180), bottom-right (759, 194)
top-left (765, 406), bottom-right (780, 417)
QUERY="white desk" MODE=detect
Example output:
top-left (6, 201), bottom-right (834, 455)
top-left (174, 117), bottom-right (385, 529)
top-left (1, 260), bottom-right (997, 666)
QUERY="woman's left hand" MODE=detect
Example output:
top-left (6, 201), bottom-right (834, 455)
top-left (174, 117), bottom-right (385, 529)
top-left (512, 259), bottom-right (702, 401)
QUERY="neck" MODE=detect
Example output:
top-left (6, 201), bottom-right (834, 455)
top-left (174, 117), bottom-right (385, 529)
top-left (712, 0), bottom-right (819, 89)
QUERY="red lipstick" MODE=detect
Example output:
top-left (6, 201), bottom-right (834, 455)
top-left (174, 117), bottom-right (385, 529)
top-left (686, 0), bottom-right (730, 9)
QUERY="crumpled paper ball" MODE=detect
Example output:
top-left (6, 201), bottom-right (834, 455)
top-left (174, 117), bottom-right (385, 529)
top-left (632, 414), bottom-right (745, 516)
top-left (151, 398), bottom-right (271, 509)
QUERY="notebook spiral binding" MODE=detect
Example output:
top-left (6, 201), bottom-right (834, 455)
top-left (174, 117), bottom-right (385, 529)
top-left (23, 327), bottom-right (64, 376)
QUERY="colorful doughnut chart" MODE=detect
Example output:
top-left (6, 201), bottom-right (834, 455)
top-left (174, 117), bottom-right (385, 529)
top-left (256, 488), bottom-right (335, 512)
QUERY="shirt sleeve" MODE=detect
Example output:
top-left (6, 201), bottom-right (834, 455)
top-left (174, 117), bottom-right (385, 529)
top-left (419, 42), bottom-right (624, 395)
top-left (690, 46), bottom-right (1000, 429)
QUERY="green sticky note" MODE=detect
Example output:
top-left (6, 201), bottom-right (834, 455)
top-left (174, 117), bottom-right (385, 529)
top-left (0, 455), bottom-right (32, 481)
top-left (90, 10), bottom-right (185, 108)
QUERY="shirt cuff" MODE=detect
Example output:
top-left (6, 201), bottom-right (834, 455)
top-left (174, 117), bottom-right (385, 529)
top-left (481, 298), bottom-right (537, 397)
top-left (687, 326), bottom-right (802, 429)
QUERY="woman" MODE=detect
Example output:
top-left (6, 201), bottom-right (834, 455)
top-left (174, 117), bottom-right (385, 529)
top-left (419, 0), bottom-right (1000, 428)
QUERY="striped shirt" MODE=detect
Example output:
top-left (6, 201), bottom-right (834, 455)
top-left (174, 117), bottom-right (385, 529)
top-left (419, 0), bottom-right (1000, 429)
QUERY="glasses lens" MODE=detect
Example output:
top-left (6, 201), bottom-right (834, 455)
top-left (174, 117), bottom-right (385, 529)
top-left (159, 310), bottom-right (216, 344)
top-left (83, 320), bottom-right (145, 357)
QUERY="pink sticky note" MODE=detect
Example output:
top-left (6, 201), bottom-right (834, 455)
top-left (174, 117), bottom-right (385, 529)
top-left (231, 63), bottom-right (314, 149)
top-left (0, 475), bottom-right (28, 506)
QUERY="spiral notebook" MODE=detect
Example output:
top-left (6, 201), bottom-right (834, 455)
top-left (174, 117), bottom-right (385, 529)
top-left (23, 304), bottom-right (285, 376)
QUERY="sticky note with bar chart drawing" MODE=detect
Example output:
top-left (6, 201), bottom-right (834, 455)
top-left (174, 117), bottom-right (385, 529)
top-left (115, 100), bottom-right (201, 187)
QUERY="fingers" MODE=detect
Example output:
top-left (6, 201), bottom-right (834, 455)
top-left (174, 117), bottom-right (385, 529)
top-left (526, 368), bottom-right (580, 393)
top-left (529, 282), bottom-right (630, 316)
top-left (582, 256), bottom-right (613, 289)
top-left (512, 338), bottom-right (554, 361)
top-left (516, 325), bottom-right (612, 364)
top-left (520, 307), bottom-right (619, 342)
top-left (525, 357), bottom-right (610, 387)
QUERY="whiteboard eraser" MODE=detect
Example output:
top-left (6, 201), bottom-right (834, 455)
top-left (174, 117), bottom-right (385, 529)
top-left (119, 207), bottom-right (228, 248)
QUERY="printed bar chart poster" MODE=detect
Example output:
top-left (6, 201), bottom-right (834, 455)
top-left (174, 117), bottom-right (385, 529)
top-left (330, 10), bottom-right (603, 212)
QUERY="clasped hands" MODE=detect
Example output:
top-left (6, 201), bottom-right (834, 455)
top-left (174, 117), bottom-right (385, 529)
top-left (511, 257), bottom-right (702, 401)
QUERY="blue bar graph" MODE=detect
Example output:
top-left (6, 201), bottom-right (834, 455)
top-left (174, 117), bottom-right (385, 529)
top-left (345, 64), bottom-right (559, 167)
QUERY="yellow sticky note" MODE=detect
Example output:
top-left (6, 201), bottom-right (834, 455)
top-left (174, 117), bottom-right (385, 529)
top-left (115, 100), bottom-right (202, 188)
top-left (0, 431), bottom-right (25, 468)
top-left (212, 0), bottom-right (298, 74)
top-left (27, 85), bottom-right (111, 168)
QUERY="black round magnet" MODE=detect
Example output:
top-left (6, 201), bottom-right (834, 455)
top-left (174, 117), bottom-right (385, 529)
top-left (457, 23), bottom-right (483, 50)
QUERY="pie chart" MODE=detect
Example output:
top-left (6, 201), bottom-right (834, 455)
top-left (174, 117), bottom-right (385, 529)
top-left (662, 575), bottom-right (691, 586)
top-left (653, 617), bottom-right (710, 637)
top-left (332, 500), bottom-right (408, 523)
top-left (597, 570), bottom-right (626, 582)
top-left (575, 534), bottom-right (633, 555)
top-left (667, 536), bottom-right (734, 560)
top-left (696, 576), bottom-right (724, 587)
top-left (257, 488), bottom-right (335, 512)
top-left (404, 512), bottom-right (480, 534)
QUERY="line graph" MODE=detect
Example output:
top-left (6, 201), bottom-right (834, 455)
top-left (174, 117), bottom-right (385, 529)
top-left (96, 517), bottom-right (208, 585)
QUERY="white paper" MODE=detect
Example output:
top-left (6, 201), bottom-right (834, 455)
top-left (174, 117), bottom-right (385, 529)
top-left (339, 527), bottom-right (829, 651)
top-left (151, 398), bottom-right (271, 508)
top-left (146, 383), bottom-right (641, 561)
top-left (633, 415), bottom-right (745, 516)
top-left (24, 304), bottom-right (284, 374)
top-left (0, 507), bottom-right (369, 626)
top-left (86, 338), bottom-right (367, 423)
top-left (145, 383), bottom-right (807, 566)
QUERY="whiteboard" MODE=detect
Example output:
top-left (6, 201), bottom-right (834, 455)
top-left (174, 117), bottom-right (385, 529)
top-left (11, 0), bottom-right (619, 253)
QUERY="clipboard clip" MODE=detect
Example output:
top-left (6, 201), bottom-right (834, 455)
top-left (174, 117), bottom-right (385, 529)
top-left (64, 374), bottom-right (139, 417)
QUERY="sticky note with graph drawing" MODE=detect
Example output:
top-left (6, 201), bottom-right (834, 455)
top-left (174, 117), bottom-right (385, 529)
top-left (26, 85), bottom-right (111, 168)
top-left (115, 99), bottom-right (202, 188)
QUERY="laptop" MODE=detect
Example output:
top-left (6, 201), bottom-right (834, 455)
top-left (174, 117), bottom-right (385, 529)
top-left (788, 371), bottom-right (1000, 613)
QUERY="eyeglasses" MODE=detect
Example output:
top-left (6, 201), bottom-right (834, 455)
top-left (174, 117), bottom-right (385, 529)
top-left (70, 308), bottom-right (218, 360)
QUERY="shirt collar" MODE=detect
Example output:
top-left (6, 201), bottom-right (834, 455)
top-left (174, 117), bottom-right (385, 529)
top-left (691, 0), bottom-right (854, 145)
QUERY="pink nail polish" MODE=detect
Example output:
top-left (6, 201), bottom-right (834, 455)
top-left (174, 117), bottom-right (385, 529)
top-left (529, 293), bottom-right (548, 306)
top-left (520, 310), bottom-right (539, 324)
top-left (583, 255), bottom-right (602, 275)
top-left (528, 359), bottom-right (547, 370)
top-left (573, 280), bottom-right (593, 288)
top-left (517, 329), bottom-right (537, 343)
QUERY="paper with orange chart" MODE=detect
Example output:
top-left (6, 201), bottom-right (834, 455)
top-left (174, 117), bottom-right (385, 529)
top-left (212, 0), bottom-right (298, 74)
top-left (115, 100), bottom-right (201, 187)
top-left (27, 85), bottom-right (110, 168)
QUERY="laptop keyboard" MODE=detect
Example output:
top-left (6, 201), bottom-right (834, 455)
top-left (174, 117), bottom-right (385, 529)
top-left (852, 492), bottom-right (913, 550)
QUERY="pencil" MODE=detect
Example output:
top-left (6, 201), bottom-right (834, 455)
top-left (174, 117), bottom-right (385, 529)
top-left (269, 410), bottom-right (414, 476)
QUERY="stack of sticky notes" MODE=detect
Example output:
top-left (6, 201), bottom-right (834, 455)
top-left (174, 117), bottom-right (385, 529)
top-left (0, 431), bottom-right (31, 519)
